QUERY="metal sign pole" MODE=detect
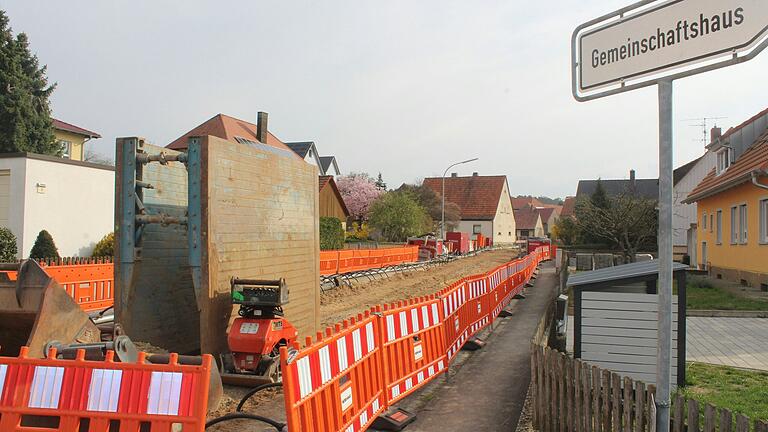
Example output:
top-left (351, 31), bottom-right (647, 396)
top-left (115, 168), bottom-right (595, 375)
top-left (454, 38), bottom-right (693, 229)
top-left (656, 79), bottom-right (674, 432)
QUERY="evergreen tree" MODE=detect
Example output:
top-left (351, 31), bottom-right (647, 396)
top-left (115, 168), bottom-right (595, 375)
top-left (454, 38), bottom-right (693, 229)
top-left (0, 227), bottom-right (17, 261)
top-left (0, 10), bottom-right (58, 155)
top-left (375, 172), bottom-right (387, 191)
top-left (590, 179), bottom-right (610, 209)
top-left (29, 229), bottom-right (59, 259)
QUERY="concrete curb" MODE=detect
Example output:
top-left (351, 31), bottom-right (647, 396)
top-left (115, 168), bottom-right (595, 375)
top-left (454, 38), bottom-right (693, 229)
top-left (687, 310), bottom-right (768, 318)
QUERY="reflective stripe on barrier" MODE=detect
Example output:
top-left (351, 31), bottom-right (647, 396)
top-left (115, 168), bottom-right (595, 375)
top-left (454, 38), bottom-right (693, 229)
top-left (283, 247), bottom-right (551, 430)
top-left (0, 347), bottom-right (211, 432)
top-left (440, 279), bottom-right (469, 361)
top-left (379, 297), bottom-right (446, 405)
top-left (464, 275), bottom-right (491, 337)
top-left (282, 312), bottom-right (385, 432)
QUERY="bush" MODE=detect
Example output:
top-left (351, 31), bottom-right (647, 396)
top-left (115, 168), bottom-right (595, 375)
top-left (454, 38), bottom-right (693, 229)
top-left (92, 232), bottom-right (115, 257)
top-left (346, 222), bottom-right (370, 241)
top-left (29, 229), bottom-right (59, 260)
top-left (320, 217), bottom-right (345, 251)
top-left (0, 227), bottom-right (18, 261)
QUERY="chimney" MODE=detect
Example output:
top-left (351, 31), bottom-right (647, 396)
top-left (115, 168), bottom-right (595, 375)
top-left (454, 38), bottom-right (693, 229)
top-left (710, 126), bottom-right (722, 144)
top-left (472, 172), bottom-right (479, 176)
top-left (451, 173), bottom-right (458, 177)
top-left (256, 112), bottom-right (268, 143)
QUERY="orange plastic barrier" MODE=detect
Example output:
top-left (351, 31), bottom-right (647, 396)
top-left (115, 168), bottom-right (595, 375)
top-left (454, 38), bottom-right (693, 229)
top-left (44, 263), bottom-right (114, 313)
top-left (487, 263), bottom-right (511, 321)
top-left (321, 247), bottom-right (420, 276)
top-left (0, 347), bottom-right (212, 432)
top-left (379, 296), bottom-right (446, 405)
top-left (281, 312), bottom-right (385, 432)
top-left (320, 251), bottom-right (340, 275)
top-left (284, 246), bottom-right (550, 431)
top-left (439, 278), bottom-right (469, 361)
top-left (1, 261), bottom-right (115, 313)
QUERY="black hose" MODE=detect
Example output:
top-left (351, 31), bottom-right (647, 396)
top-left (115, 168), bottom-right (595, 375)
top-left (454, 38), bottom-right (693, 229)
top-left (237, 382), bottom-right (283, 412)
top-left (205, 413), bottom-right (285, 430)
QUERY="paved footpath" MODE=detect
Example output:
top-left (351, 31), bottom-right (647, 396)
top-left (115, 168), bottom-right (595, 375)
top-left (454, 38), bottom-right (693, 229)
top-left (406, 262), bottom-right (557, 432)
top-left (687, 317), bottom-right (768, 371)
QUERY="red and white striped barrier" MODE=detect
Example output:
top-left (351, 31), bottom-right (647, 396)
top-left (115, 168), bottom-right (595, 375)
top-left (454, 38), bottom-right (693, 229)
top-left (0, 348), bottom-right (213, 432)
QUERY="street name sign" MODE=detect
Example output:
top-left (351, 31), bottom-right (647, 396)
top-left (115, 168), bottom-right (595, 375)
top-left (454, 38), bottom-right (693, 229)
top-left (572, 0), bottom-right (768, 100)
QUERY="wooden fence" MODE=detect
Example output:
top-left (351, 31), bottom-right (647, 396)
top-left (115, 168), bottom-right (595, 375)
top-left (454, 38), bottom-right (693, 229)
top-left (531, 344), bottom-right (768, 432)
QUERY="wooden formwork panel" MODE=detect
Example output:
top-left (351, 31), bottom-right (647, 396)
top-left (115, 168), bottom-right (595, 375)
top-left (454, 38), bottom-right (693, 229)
top-left (199, 135), bottom-right (320, 356)
top-left (116, 136), bottom-right (320, 357)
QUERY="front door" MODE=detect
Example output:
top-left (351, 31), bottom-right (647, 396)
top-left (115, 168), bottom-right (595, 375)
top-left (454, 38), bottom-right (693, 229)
top-left (701, 241), bottom-right (707, 270)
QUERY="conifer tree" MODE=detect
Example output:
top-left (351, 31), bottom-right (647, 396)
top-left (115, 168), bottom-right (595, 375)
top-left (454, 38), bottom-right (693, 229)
top-left (0, 10), bottom-right (58, 155)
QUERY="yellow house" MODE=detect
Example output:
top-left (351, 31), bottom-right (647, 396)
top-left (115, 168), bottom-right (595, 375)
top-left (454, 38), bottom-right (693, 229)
top-left (684, 130), bottom-right (768, 289)
top-left (52, 118), bottom-right (101, 161)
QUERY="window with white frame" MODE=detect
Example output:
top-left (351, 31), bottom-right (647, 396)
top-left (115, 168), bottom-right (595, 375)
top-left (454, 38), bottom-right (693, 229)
top-left (716, 147), bottom-right (733, 175)
top-left (702, 212), bottom-right (707, 230)
top-left (730, 207), bottom-right (738, 244)
top-left (59, 140), bottom-right (72, 159)
top-left (739, 204), bottom-right (748, 244)
top-left (760, 199), bottom-right (768, 244)
top-left (710, 214), bottom-right (714, 233)
top-left (473, 224), bottom-right (481, 234)
top-left (716, 210), bottom-right (722, 244)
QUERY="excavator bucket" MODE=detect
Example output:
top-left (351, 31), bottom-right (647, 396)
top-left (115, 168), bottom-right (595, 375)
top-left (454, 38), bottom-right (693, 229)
top-left (0, 260), bottom-right (101, 358)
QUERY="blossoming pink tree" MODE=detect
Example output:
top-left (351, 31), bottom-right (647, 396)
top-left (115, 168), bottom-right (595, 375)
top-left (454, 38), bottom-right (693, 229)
top-left (336, 173), bottom-right (383, 222)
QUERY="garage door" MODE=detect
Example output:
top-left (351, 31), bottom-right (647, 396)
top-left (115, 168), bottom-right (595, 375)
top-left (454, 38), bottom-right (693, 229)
top-left (0, 170), bottom-right (10, 227)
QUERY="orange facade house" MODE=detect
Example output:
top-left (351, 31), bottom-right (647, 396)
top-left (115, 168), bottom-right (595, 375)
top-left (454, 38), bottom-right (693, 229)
top-left (684, 129), bottom-right (768, 289)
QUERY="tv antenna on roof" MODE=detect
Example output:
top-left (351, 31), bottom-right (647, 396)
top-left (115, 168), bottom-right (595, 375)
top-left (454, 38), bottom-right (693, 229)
top-left (682, 117), bottom-right (727, 145)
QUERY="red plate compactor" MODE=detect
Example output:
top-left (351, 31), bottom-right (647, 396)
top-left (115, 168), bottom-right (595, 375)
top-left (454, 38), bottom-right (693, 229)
top-left (220, 278), bottom-right (298, 387)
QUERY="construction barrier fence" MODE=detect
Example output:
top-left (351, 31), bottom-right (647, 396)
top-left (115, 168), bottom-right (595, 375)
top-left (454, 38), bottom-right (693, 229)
top-left (0, 347), bottom-right (213, 432)
top-left (0, 259), bottom-right (115, 314)
top-left (320, 246), bottom-right (419, 276)
top-left (283, 245), bottom-right (554, 432)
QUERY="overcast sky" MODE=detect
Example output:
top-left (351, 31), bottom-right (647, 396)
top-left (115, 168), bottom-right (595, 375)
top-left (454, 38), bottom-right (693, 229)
top-left (3, 1), bottom-right (767, 198)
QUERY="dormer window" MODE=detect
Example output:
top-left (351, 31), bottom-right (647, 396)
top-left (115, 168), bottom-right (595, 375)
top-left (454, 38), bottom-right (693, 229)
top-left (716, 147), bottom-right (733, 175)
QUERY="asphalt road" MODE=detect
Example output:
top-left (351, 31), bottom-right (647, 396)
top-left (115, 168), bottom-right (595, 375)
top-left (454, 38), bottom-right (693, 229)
top-left (406, 262), bottom-right (557, 432)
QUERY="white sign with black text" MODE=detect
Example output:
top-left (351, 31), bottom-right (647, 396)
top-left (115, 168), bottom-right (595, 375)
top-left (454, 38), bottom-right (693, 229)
top-left (577, 0), bottom-right (768, 91)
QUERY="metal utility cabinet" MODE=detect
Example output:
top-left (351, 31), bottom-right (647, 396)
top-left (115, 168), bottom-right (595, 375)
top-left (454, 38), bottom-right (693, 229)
top-left (568, 260), bottom-right (687, 387)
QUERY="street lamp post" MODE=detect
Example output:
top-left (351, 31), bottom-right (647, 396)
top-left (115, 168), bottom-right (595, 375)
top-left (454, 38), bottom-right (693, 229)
top-left (441, 158), bottom-right (479, 239)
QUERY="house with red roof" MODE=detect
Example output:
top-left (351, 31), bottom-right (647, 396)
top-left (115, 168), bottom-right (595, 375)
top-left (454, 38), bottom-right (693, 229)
top-left (537, 206), bottom-right (560, 236)
top-left (560, 196), bottom-right (576, 218)
top-left (52, 118), bottom-right (101, 161)
top-left (513, 206), bottom-right (544, 240)
top-left (422, 173), bottom-right (516, 244)
top-left (683, 116), bottom-right (768, 288)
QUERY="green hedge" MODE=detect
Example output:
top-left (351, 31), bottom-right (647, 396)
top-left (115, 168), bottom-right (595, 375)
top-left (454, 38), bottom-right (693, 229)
top-left (320, 217), bottom-right (344, 251)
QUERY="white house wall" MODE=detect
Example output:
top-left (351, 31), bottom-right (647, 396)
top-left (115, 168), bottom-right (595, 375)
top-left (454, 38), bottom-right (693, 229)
top-left (673, 152), bottom-right (716, 247)
top-left (0, 157), bottom-right (28, 256)
top-left (21, 157), bottom-right (114, 257)
top-left (492, 181), bottom-right (516, 244)
top-left (457, 220), bottom-right (493, 241)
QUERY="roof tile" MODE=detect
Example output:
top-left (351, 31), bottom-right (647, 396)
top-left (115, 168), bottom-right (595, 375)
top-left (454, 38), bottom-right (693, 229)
top-left (422, 175), bottom-right (508, 221)
top-left (166, 114), bottom-right (298, 159)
